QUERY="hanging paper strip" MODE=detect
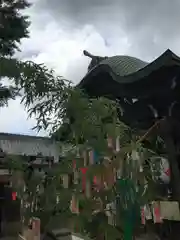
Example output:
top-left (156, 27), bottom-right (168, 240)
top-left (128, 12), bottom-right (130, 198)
top-left (107, 212), bottom-right (116, 226)
top-left (89, 150), bottom-right (94, 165)
top-left (131, 150), bottom-right (143, 173)
top-left (141, 206), bottom-right (146, 225)
top-left (85, 179), bottom-right (91, 198)
top-left (152, 201), bottom-right (163, 223)
top-left (72, 159), bottom-right (79, 184)
top-left (107, 136), bottom-right (113, 148)
top-left (165, 168), bottom-right (170, 177)
top-left (80, 167), bottom-right (88, 191)
top-left (131, 150), bottom-right (139, 161)
top-left (89, 149), bottom-right (99, 164)
top-left (115, 136), bottom-right (120, 152)
top-left (124, 213), bottom-right (134, 240)
top-left (144, 204), bottom-right (152, 220)
top-left (93, 150), bottom-right (99, 164)
top-left (32, 217), bottom-right (41, 237)
top-left (70, 195), bottom-right (79, 214)
top-left (12, 191), bottom-right (17, 201)
top-left (116, 168), bottom-right (122, 179)
top-left (76, 147), bottom-right (80, 158)
top-left (106, 203), bottom-right (112, 217)
top-left (113, 168), bottom-right (117, 183)
top-left (93, 175), bottom-right (102, 191)
top-left (74, 169), bottom-right (79, 184)
top-left (62, 174), bottom-right (69, 188)
top-left (139, 165), bottom-right (143, 172)
top-left (83, 150), bottom-right (87, 166)
top-left (94, 175), bottom-right (97, 183)
top-left (73, 160), bottom-right (76, 169)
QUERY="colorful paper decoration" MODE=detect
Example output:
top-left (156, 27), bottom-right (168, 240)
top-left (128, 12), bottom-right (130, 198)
top-left (131, 150), bottom-right (140, 161)
top-left (93, 175), bottom-right (102, 191)
top-left (152, 201), bottom-right (163, 223)
top-left (115, 136), bottom-right (120, 152)
top-left (93, 176), bottom-right (97, 185)
top-left (80, 167), bottom-right (88, 174)
top-left (89, 150), bottom-right (99, 164)
top-left (107, 136), bottom-right (113, 148)
top-left (73, 160), bottom-right (76, 169)
top-left (165, 168), bottom-right (170, 176)
top-left (32, 217), bottom-right (41, 236)
top-left (141, 207), bottom-right (146, 225)
top-left (106, 203), bottom-right (112, 218)
top-left (116, 179), bottom-right (141, 240)
top-left (107, 202), bottom-right (116, 226)
top-left (72, 160), bottom-right (79, 184)
top-left (62, 174), bottom-right (69, 188)
top-left (151, 157), bottom-right (170, 183)
top-left (70, 195), bottom-right (79, 214)
top-left (80, 167), bottom-right (88, 191)
top-left (12, 191), bottom-right (17, 201)
top-left (160, 201), bottom-right (180, 221)
top-left (73, 169), bottom-right (79, 184)
top-left (116, 168), bottom-right (122, 179)
top-left (83, 150), bottom-right (88, 166)
top-left (140, 205), bottom-right (152, 224)
top-left (86, 179), bottom-right (91, 198)
top-left (93, 150), bottom-right (99, 164)
top-left (160, 157), bottom-right (170, 183)
top-left (89, 150), bottom-right (94, 165)
top-left (144, 204), bottom-right (152, 220)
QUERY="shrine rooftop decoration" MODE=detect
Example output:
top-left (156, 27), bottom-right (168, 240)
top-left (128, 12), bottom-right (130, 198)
top-left (78, 49), bottom-right (180, 130)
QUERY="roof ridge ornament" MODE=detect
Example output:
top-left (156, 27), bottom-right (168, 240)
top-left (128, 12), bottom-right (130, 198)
top-left (83, 50), bottom-right (108, 72)
top-left (83, 50), bottom-right (94, 59)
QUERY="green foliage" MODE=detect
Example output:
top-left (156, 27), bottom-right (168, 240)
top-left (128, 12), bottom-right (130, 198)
top-left (6, 87), bottom-right (161, 239)
top-left (0, 0), bottom-right (29, 105)
top-left (0, 0), bottom-right (30, 56)
top-left (3, 85), bottom-right (162, 240)
top-left (0, 0), bottom-right (69, 114)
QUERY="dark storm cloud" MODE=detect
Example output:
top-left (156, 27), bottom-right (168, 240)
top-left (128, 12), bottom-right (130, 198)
top-left (35, 0), bottom-right (180, 60)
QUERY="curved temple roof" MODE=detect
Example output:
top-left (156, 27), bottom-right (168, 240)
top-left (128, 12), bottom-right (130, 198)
top-left (100, 55), bottom-right (148, 77)
top-left (78, 49), bottom-right (180, 87)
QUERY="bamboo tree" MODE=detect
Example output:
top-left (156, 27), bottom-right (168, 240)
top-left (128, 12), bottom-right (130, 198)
top-left (7, 87), bottom-right (160, 240)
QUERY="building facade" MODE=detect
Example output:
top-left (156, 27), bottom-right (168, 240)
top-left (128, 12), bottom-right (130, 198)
top-left (0, 132), bottom-right (62, 237)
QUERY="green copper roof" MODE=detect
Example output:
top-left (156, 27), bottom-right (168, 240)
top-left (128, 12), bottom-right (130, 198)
top-left (100, 55), bottom-right (148, 77)
top-left (78, 49), bottom-right (180, 88)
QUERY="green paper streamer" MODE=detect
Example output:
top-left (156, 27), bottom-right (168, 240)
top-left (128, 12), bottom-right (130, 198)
top-left (124, 221), bottom-right (133, 240)
top-left (116, 179), bottom-right (141, 240)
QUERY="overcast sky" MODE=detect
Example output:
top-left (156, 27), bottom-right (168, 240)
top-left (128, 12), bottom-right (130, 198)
top-left (1, 0), bottom-right (180, 136)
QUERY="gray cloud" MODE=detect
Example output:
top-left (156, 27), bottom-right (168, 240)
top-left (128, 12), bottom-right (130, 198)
top-left (35, 0), bottom-right (180, 60)
top-left (4, 0), bottom-right (180, 136)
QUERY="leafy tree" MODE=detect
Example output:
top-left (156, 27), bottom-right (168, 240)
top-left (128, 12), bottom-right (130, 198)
top-left (0, 0), bottom-right (68, 112)
top-left (0, 0), bottom-right (30, 56)
top-left (7, 87), bottom-right (161, 240)
top-left (0, 0), bottom-right (29, 105)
